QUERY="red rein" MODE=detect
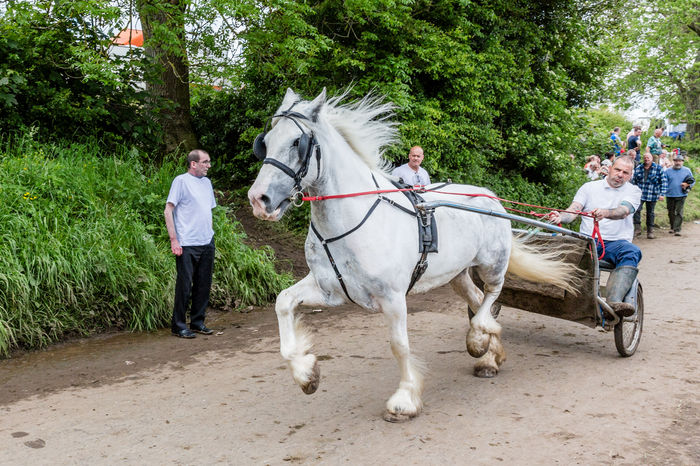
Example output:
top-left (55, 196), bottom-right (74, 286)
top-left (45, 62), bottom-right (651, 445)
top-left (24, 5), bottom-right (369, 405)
top-left (301, 187), bottom-right (605, 259)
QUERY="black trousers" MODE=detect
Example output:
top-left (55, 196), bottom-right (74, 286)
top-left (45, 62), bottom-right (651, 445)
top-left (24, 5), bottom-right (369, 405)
top-left (633, 200), bottom-right (656, 229)
top-left (666, 197), bottom-right (687, 233)
top-left (172, 240), bottom-right (215, 332)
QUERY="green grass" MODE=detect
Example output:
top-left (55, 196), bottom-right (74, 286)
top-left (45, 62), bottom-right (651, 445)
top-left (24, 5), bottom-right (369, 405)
top-left (0, 134), bottom-right (292, 357)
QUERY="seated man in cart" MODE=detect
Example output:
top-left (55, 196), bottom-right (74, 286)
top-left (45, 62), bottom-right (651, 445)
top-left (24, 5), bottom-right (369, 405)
top-left (548, 157), bottom-right (642, 317)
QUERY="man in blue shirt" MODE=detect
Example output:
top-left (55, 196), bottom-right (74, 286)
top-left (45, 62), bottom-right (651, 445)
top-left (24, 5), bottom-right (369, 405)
top-left (664, 153), bottom-right (695, 236)
top-left (631, 152), bottom-right (667, 239)
top-left (610, 127), bottom-right (624, 156)
top-left (627, 127), bottom-right (642, 165)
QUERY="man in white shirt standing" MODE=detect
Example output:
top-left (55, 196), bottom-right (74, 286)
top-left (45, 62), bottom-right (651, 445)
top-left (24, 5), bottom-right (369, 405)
top-left (392, 146), bottom-right (431, 186)
top-left (164, 150), bottom-right (217, 338)
top-left (548, 157), bottom-right (642, 317)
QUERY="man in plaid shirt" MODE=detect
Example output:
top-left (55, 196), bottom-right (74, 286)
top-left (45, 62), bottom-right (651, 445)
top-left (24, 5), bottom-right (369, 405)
top-left (631, 152), bottom-right (667, 239)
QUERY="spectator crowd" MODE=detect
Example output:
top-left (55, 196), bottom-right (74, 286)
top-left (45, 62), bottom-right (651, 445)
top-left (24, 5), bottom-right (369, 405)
top-left (581, 126), bottom-right (695, 238)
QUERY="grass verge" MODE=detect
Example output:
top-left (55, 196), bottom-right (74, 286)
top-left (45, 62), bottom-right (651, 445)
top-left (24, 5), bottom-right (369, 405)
top-left (0, 134), bottom-right (292, 357)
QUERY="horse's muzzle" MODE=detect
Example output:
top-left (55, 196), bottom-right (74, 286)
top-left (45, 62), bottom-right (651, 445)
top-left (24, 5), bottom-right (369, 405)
top-left (248, 187), bottom-right (289, 221)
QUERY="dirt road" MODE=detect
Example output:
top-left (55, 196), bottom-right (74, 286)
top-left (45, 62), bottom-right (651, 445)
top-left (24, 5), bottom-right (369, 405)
top-left (1, 223), bottom-right (698, 465)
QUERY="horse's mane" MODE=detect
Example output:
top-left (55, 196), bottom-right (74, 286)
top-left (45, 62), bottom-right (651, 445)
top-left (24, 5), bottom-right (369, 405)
top-left (320, 91), bottom-right (398, 174)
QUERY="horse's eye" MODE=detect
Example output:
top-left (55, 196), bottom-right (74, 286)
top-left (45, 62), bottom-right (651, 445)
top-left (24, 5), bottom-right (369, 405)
top-left (292, 138), bottom-right (300, 147)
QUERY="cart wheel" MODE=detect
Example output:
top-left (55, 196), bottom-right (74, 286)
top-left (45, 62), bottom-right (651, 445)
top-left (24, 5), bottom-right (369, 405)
top-left (614, 283), bottom-right (644, 357)
top-left (468, 303), bottom-right (501, 320)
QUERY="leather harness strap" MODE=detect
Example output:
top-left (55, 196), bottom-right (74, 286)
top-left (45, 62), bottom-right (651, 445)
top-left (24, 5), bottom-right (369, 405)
top-left (310, 174), bottom-right (440, 303)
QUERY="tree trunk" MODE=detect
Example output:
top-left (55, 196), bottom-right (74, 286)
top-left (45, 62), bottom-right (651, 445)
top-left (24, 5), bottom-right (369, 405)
top-left (685, 18), bottom-right (700, 141)
top-left (687, 51), bottom-right (700, 141)
top-left (137, 0), bottom-right (198, 155)
top-left (686, 92), bottom-right (699, 141)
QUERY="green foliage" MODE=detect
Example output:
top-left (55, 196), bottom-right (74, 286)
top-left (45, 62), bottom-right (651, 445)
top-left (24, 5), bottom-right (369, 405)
top-left (0, 1), bottom-right (161, 149)
top-left (673, 135), bottom-right (700, 159)
top-left (585, 107), bottom-right (633, 138)
top-left (609, 0), bottom-right (700, 139)
top-left (573, 107), bottom-right (633, 164)
top-left (194, 0), bottom-right (617, 198)
top-left (191, 86), bottom-right (275, 184)
top-left (0, 134), bottom-right (292, 357)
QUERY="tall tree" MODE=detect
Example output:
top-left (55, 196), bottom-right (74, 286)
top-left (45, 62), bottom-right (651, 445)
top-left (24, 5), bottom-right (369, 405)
top-left (137, 0), bottom-right (198, 154)
top-left (611, 0), bottom-right (700, 140)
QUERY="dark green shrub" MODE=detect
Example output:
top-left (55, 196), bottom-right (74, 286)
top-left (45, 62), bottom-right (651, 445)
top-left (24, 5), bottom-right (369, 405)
top-left (0, 2), bottom-right (161, 150)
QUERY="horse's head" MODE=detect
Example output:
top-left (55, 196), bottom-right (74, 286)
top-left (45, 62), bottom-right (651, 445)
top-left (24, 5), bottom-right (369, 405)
top-left (248, 88), bottom-right (326, 221)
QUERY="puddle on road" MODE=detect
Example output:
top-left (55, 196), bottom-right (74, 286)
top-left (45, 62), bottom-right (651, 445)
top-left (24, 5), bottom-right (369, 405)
top-left (0, 304), bottom-right (364, 406)
top-left (0, 307), bottom-right (280, 405)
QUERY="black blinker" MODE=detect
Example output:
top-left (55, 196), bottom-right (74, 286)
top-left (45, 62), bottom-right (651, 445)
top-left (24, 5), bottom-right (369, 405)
top-left (297, 133), bottom-right (311, 161)
top-left (253, 133), bottom-right (266, 161)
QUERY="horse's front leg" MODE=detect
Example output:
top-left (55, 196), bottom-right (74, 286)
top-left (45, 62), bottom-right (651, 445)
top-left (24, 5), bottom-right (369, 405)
top-left (380, 296), bottom-right (425, 422)
top-left (275, 274), bottom-right (329, 395)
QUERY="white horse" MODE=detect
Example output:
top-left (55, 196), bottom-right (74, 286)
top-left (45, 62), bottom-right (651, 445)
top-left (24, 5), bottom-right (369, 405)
top-left (248, 89), bottom-right (578, 422)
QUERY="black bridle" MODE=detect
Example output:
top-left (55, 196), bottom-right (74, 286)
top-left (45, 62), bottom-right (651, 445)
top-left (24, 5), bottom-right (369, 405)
top-left (253, 103), bottom-right (321, 194)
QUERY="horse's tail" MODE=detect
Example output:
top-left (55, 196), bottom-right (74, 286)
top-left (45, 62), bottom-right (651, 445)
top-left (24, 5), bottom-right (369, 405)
top-left (507, 237), bottom-right (581, 294)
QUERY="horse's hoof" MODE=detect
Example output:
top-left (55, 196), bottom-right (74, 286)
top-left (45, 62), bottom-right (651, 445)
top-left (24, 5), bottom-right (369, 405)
top-left (474, 365), bottom-right (498, 378)
top-left (383, 410), bottom-right (416, 423)
top-left (300, 361), bottom-right (321, 394)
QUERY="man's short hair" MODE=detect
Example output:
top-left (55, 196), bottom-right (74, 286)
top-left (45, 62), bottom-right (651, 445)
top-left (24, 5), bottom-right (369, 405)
top-left (613, 127), bottom-right (620, 132)
top-left (187, 149), bottom-right (208, 166)
top-left (614, 155), bottom-right (634, 169)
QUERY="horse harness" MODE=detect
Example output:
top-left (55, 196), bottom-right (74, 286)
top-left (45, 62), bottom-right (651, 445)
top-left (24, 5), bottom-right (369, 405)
top-left (310, 176), bottom-right (449, 304)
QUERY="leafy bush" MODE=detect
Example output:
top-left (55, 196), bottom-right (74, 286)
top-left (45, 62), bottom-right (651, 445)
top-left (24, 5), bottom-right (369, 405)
top-left (234, 0), bottom-right (616, 189)
top-left (191, 86), bottom-right (275, 185)
top-left (0, 134), bottom-right (292, 357)
top-left (575, 107), bottom-right (633, 163)
top-left (0, 2), bottom-right (161, 150)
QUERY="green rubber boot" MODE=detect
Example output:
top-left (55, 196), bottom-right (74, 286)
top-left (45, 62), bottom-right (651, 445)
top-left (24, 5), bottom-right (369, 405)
top-left (605, 266), bottom-right (638, 317)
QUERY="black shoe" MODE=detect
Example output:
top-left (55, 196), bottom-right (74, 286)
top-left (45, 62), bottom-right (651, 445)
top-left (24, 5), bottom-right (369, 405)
top-left (172, 329), bottom-right (196, 339)
top-left (190, 325), bottom-right (214, 335)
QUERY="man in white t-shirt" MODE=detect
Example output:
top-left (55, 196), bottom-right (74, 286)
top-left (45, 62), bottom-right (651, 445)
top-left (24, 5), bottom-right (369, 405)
top-left (548, 157), bottom-right (642, 317)
top-left (164, 150), bottom-right (217, 338)
top-left (392, 146), bottom-right (431, 186)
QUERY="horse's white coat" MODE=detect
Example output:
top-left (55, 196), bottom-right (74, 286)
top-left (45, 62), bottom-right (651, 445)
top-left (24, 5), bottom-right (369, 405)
top-left (248, 89), bottom-right (575, 420)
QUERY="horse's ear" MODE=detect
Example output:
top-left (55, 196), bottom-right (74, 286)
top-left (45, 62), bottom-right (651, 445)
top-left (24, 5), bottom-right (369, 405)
top-left (280, 88), bottom-right (299, 111)
top-left (309, 88), bottom-right (327, 122)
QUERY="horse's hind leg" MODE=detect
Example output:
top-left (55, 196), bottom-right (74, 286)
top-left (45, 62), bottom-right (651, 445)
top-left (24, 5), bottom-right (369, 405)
top-left (451, 269), bottom-right (506, 377)
top-left (275, 274), bottom-right (330, 394)
top-left (380, 295), bottom-right (425, 422)
top-left (450, 269), bottom-right (485, 316)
